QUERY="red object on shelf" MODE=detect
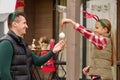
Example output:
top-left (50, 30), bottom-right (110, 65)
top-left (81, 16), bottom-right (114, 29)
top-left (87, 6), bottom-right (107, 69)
top-left (40, 50), bottom-right (55, 73)
top-left (49, 39), bottom-right (55, 50)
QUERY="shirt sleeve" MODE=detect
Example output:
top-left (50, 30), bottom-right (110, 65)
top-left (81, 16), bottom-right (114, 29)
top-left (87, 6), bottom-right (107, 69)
top-left (32, 51), bottom-right (55, 66)
top-left (0, 40), bottom-right (13, 80)
top-left (75, 23), bottom-right (107, 50)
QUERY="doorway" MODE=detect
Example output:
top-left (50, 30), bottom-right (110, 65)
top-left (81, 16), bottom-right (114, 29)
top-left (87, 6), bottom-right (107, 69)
top-left (24, 0), bottom-right (53, 45)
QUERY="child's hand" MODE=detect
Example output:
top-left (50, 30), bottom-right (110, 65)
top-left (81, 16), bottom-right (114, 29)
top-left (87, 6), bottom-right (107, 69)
top-left (82, 66), bottom-right (90, 75)
top-left (61, 19), bottom-right (77, 28)
top-left (61, 19), bottom-right (71, 24)
top-left (61, 19), bottom-right (71, 28)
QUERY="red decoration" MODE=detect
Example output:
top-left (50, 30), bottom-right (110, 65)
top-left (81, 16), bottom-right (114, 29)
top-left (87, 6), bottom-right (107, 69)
top-left (82, 10), bottom-right (99, 21)
top-left (15, 0), bottom-right (25, 10)
top-left (40, 51), bottom-right (55, 73)
top-left (49, 39), bottom-right (55, 50)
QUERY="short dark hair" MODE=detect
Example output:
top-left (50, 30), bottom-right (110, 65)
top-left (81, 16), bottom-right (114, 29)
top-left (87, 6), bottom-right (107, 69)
top-left (8, 12), bottom-right (26, 27)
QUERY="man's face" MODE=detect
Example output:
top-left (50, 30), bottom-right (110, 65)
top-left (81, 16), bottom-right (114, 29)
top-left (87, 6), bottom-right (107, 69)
top-left (13, 16), bottom-right (28, 37)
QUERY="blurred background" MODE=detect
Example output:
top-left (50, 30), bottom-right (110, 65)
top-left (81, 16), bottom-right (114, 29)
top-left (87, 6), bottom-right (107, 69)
top-left (0, 0), bottom-right (119, 80)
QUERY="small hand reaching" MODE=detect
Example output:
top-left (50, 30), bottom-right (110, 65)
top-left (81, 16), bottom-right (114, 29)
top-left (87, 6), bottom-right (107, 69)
top-left (61, 18), bottom-right (78, 28)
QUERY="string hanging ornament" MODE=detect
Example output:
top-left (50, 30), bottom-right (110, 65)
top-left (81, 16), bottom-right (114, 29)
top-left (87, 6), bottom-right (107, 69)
top-left (59, 25), bottom-right (65, 39)
top-left (59, 12), bottom-right (66, 39)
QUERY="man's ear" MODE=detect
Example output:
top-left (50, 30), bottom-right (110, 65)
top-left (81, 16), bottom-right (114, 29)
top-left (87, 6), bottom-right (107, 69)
top-left (12, 21), bottom-right (17, 26)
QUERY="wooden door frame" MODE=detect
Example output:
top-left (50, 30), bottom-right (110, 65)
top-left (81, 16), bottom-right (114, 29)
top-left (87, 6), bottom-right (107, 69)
top-left (117, 0), bottom-right (120, 79)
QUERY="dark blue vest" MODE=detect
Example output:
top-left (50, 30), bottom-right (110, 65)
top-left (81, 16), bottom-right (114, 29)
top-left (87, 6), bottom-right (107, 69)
top-left (0, 30), bottom-right (33, 80)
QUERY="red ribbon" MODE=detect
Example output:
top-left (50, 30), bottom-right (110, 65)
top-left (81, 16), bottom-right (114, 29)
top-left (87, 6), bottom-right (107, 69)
top-left (82, 10), bottom-right (99, 21)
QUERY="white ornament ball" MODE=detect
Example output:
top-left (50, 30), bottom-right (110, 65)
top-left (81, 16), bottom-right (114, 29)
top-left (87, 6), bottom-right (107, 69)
top-left (59, 32), bottom-right (65, 38)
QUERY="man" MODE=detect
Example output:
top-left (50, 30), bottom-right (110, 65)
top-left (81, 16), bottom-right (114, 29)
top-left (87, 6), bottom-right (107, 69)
top-left (0, 12), bottom-right (65, 80)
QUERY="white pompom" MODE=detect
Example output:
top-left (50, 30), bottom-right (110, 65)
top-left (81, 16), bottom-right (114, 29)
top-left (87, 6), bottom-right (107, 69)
top-left (59, 32), bottom-right (65, 38)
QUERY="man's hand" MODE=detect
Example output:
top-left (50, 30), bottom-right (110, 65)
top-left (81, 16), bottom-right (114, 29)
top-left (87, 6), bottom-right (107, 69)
top-left (82, 66), bottom-right (90, 75)
top-left (52, 40), bottom-right (65, 54)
